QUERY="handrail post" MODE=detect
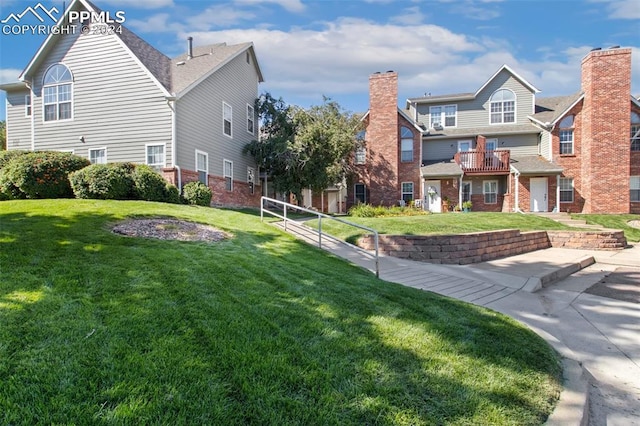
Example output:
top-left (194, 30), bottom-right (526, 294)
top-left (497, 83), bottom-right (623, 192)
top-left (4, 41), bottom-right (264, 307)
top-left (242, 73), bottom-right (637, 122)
top-left (318, 215), bottom-right (322, 248)
top-left (260, 196), bottom-right (264, 222)
top-left (284, 204), bottom-right (288, 231)
top-left (375, 232), bottom-right (379, 277)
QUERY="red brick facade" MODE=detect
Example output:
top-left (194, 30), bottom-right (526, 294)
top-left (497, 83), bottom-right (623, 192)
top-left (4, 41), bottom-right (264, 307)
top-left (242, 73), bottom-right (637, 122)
top-left (355, 47), bottom-right (638, 214)
top-left (162, 167), bottom-right (262, 207)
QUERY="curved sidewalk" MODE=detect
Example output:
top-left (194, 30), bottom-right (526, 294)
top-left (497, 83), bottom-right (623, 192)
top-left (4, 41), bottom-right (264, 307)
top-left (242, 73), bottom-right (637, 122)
top-left (276, 220), bottom-right (640, 425)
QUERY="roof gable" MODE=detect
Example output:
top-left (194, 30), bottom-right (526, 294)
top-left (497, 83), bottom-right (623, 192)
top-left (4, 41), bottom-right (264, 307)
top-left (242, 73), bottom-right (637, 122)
top-left (19, 0), bottom-right (172, 95)
top-left (171, 42), bottom-right (264, 98)
top-left (475, 65), bottom-right (539, 97)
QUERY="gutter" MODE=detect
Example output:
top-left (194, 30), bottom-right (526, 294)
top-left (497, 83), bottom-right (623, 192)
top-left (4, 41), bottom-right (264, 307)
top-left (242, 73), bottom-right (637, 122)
top-left (166, 96), bottom-right (181, 191)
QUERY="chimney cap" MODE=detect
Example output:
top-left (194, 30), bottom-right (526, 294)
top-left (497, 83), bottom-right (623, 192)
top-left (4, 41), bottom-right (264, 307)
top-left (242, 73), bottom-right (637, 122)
top-left (590, 47), bottom-right (602, 51)
top-left (608, 45), bottom-right (620, 49)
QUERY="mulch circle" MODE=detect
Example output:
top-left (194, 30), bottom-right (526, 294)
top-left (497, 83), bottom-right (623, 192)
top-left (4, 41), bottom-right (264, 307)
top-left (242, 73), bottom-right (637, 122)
top-left (112, 218), bottom-right (230, 242)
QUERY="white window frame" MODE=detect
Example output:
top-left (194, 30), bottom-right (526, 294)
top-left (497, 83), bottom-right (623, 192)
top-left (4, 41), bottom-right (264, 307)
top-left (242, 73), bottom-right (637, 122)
top-left (401, 182), bottom-right (414, 203)
top-left (145, 144), bottom-right (165, 169)
top-left (489, 89), bottom-right (516, 124)
top-left (400, 126), bottom-right (413, 162)
top-left (559, 177), bottom-right (574, 203)
top-left (25, 94), bottom-right (32, 117)
top-left (223, 102), bottom-right (232, 138)
top-left (224, 159), bottom-right (233, 191)
top-left (89, 147), bottom-right (107, 164)
top-left (631, 112), bottom-right (640, 152)
top-left (559, 115), bottom-right (575, 155)
top-left (428, 105), bottom-right (457, 128)
top-left (355, 146), bottom-right (366, 165)
top-left (354, 183), bottom-right (366, 204)
top-left (247, 104), bottom-right (255, 135)
top-left (196, 150), bottom-right (208, 184)
top-left (42, 63), bottom-right (73, 122)
top-left (483, 180), bottom-right (498, 204)
top-left (630, 176), bottom-right (640, 202)
top-left (461, 181), bottom-right (472, 203)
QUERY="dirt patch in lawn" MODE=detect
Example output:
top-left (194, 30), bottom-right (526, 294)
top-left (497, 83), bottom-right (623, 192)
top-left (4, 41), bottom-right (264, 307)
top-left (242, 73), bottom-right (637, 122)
top-left (112, 218), bottom-right (230, 242)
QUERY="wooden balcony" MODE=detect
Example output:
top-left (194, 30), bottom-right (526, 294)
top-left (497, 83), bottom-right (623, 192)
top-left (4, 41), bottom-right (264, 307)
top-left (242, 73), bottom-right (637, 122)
top-left (454, 150), bottom-right (511, 174)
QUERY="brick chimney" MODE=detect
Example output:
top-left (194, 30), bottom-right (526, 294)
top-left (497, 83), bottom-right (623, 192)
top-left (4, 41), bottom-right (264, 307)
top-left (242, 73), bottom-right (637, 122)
top-left (580, 47), bottom-right (632, 213)
top-left (367, 71), bottom-right (399, 206)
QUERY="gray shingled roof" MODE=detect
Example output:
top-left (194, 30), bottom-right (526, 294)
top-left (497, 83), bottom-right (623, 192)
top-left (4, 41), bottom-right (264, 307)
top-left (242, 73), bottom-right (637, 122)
top-left (531, 92), bottom-right (583, 126)
top-left (408, 92), bottom-right (475, 104)
top-left (510, 155), bottom-right (563, 175)
top-left (424, 123), bottom-right (539, 139)
top-left (420, 161), bottom-right (463, 177)
top-left (171, 42), bottom-right (259, 95)
top-left (118, 26), bottom-right (172, 92)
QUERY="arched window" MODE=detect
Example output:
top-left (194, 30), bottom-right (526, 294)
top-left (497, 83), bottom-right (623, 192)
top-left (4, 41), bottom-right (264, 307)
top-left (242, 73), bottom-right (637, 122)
top-left (43, 63), bottom-right (73, 121)
top-left (631, 111), bottom-right (640, 151)
top-left (559, 115), bottom-right (574, 155)
top-left (490, 89), bottom-right (515, 124)
top-left (400, 126), bottom-right (413, 162)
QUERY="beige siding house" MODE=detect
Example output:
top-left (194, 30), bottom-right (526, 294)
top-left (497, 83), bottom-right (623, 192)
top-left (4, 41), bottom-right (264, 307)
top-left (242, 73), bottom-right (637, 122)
top-left (1, 0), bottom-right (264, 207)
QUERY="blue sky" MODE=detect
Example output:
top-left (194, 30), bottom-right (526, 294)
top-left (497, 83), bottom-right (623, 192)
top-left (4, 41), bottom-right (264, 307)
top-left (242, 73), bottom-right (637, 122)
top-left (1, 0), bottom-right (639, 119)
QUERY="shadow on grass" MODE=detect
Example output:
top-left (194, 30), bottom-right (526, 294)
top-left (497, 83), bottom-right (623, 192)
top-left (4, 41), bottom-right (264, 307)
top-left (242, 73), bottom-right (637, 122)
top-left (0, 202), bottom-right (560, 425)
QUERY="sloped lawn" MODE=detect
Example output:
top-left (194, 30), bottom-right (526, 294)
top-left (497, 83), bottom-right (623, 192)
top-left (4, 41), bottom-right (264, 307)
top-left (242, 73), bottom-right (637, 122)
top-left (0, 200), bottom-right (561, 425)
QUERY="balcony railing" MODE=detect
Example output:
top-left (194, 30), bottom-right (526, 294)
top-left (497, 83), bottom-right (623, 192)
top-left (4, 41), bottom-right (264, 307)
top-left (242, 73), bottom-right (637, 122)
top-left (454, 150), bottom-right (510, 174)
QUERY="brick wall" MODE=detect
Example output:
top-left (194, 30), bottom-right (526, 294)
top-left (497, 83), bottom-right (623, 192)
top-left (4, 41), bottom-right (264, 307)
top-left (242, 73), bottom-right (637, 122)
top-left (552, 102), bottom-right (586, 213)
top-left (366, 71), bottom-right (399, 206)
top-left (398, 114), bottom-right (422, 204)
top-left (580, 48), bottom-right (632, 213)
top-left (357, 229), bottom-right (627, 265)
top-left (161, 167), bottom-right (261, 208)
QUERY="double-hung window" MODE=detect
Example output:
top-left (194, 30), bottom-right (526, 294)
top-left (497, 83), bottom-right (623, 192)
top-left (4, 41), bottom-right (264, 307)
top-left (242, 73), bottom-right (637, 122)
top-left (490, 89), bottom-right (515, 124)
top-left (196, 150), bottom-right (208, 184)
top-left (224, 159), bottom-right (233, 191)
top-left (483, 180), bottom-right (498, 204)
top-left (631, 112), bottom-right (640, 151)
top-left (247, 104), bottom-right (255, 135)
top-left (25, 95), bottom-right (32, 117)
top-left (89, 148), bottom-right (106, 164)
top-left (400, 126), bottom-right (413, 162)
top-left (559, 177), bottom-right (574, 203)
top-left (146, 144), bottom-right (165, 170)
top-left (43, 63), bottom-right (73, 122)
top-left (429, 105), bottom-right (457, 128)
top-left (223, 102), bottom-right (232, 137)
top-left (401, 182), bottom-right (413, 203)
top-left (354, 183), bottom-right (366, 204)
top-left (559, 115), bottom-right (574, 155)
top-left (631, 176), bottom-right (640, 202)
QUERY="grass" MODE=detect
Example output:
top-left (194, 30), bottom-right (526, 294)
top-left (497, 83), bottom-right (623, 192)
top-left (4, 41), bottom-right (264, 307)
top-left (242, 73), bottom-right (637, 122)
top-left (0, 200), bottom-right (561, 425)
top-left (573, 213), bottom-right (640, 242)
top-left (307, 212), bottom-right (580, 244)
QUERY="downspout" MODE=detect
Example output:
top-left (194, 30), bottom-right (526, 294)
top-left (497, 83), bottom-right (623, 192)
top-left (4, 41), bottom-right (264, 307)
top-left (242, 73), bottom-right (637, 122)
top-left (24, 80), bottom-right (35, 151)
top-left (166, 96), bottom-right (181, 191)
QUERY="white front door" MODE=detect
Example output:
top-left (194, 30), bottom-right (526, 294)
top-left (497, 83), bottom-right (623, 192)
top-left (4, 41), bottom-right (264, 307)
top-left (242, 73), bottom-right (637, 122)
top-left (424, 180), bottom-right (441, 213)
top-left (327, 192), bottom-right (338, 213)
top-left (530, 178), bottom-right (548, 212)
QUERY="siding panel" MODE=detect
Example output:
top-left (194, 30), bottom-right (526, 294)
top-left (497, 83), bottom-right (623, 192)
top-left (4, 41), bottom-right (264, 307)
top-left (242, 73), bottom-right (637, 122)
top-left (28, 28), bottom-right (172, 164)
top-left (176, 51), bottom-right (259, 181)
top-left (5, 91), bottom-right (31, 150)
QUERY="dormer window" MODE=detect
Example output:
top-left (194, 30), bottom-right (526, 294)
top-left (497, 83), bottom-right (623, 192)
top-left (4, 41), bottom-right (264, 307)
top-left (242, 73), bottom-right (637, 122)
top-left (559, 115), bottom-right (574, 155)
top-left (490, 89), bottom-right (515, 124)
top-left (43, 63), bottom-right (73, 122)
top-left (631, 111), bottom-right (640, 151)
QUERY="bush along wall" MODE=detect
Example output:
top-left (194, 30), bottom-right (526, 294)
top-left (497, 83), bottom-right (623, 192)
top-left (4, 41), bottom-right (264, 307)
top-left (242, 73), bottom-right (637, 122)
top-left (69, 163), bottom-right (137, 200)
top-left (182, 181), bottom-right (213, 206)
top-left (0, 151), bottom-right (90, 199)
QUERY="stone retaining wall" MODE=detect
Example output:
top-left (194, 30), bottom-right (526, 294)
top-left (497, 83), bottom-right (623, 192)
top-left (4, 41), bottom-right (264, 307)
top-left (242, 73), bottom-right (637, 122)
top-left (358, 229), bottom-right (627, 265)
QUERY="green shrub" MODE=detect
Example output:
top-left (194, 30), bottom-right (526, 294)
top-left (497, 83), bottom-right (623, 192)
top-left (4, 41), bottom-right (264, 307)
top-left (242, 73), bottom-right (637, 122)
top-left (69, 163), bottom-right (136, 200)
top-left (182, 181), bottom-right (212, 206)
top-left (164, 184), bottom-right (183, 204)
top-left (133, 165), bottom-right (168, 202)
top-left (0, 150), bottom-right (29, 170)
top-left (0, 151), bottom-right (90, 199)
top-left (348, 203), bottom-right (428, 218)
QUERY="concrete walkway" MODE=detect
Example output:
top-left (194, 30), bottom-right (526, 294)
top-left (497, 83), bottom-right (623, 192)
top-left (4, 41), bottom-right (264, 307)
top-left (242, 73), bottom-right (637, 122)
top-left (274, 220), bottom-right (640, 425)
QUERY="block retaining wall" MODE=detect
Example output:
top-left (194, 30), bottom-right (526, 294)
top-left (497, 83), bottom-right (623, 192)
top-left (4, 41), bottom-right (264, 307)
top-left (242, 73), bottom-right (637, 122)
top-left (358, 229), bottom-right (627, 265)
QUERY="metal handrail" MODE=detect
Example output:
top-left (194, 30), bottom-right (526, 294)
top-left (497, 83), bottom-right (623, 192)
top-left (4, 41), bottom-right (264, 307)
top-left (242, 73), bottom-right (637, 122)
top-left (260, 196), bottom-right (379, 277)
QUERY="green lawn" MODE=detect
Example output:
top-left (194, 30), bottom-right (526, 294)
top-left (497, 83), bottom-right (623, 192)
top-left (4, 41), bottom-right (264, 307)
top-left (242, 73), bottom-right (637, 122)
top-left (573, 213), bottom-right (640, 242)
top-left (1, 200), bottom-right (560, 425)
top-left (307, 212), bottom-right (579, 244)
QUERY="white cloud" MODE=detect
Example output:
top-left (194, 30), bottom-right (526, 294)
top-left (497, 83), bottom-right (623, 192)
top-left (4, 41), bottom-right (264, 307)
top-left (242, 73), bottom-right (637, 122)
top-left (591, 0), bottom-right (640, 19)
top-left (390, 6), bottom-right (426, 25)
top-left (99, 0), bottom-right (174, 9)
top-left (0, 68), bottom-right (22, 84)
top-left (234, 0), bottom-right (305, 13)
